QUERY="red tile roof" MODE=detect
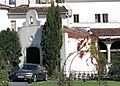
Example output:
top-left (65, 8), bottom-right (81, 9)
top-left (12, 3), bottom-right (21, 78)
top-left (91, 28), bottom-right (120, 36)
top-left (62, 29), bottom-right (88, 38)
top-left (8, 5), bottom-right (68, 14)
top-left (0, 3), bottom-right (9, 7)
top-left (0, 3), bottom-right (10, 10)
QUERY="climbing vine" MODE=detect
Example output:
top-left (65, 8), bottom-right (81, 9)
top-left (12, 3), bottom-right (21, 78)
top-left (77, 34), bottom-right (107, 86)
top-left (89, 36), bottom-right (99, 66)
top-left (77, 35), bottom-right (99, 69)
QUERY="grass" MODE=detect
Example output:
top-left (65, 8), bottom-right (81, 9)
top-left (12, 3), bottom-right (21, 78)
top-left (31, 80), bottom-right (120, 86)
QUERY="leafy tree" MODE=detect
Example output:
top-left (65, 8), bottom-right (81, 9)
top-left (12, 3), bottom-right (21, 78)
top-left (41, 3), bottom-right (62, 76)
top-left (109, 52), bottom-right (120, 81)
top-left (0, 28), bottom-right (22, 64)
top-left (0, 28), bottom-right (21, 85)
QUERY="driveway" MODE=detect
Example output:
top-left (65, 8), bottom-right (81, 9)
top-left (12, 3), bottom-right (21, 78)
top-left (10, 82), bottom-right (31, 86)
top-left (10, 80), bottom-right (56, 86)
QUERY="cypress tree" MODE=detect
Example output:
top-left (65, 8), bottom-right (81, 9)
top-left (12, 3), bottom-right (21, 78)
top-left (41, 3), bottom-right (62, 76)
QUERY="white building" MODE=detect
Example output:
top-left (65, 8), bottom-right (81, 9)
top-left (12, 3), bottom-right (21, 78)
top-left (2, 0), bottom-right (120, 29)
top-left (65, 1), bottom-right (120, 28)
top-left (0, 0), bottom-right (120, 76)
top-left (0, 3), bottom-right (10, 30)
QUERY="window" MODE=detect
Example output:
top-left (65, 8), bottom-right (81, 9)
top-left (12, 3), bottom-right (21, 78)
top-left (103, 14), bottom-right (108, 23)
top-left (36, 0), bottom-right (40, 4)
top-left (56, 0), bottom-right (62, 3)
top-left (95, 13), bottom-right (108, 23)
top-left (29, 16), bottom-right (33, 24)
top-left (9, 0), bottom-right (16, 5)
top-left (11, 20), bottom-right (16, 30)
top-left (95, 14), bottom-right (101, 23)
top-left (74, 14), bottom-right (79, 23)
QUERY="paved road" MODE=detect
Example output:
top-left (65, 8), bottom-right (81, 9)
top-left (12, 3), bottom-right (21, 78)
top-left (10, 82), bottom-right (31, 86)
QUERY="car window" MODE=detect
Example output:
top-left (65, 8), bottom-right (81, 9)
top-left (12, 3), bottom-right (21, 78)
top-left (21, 64), bottom-right (37, 70)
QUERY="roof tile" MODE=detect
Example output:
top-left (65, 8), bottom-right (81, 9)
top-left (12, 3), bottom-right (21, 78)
top-left (91, 28), bottom-right (120, 36)
top-left (8, 5), bottom-right (68, 14)
top-left (0, 3), bottom-right (10, 10)
top-left (62, 29), bottom-right (88, 38)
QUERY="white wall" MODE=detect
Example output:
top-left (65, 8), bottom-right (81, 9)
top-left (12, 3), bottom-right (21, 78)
top-left (0, 10), bottom-right (10, 31)
top-left (16, 0), bottom-right (29, 6)
top-left (6, 2), bottom-right (120, 29)
top-left (18, 9), bottom-right (43, 66)
top-left (8, 14), bottom-right (68, 31)
top-left (0, 0), bottom-right (6, 4)
top-left (65, 2), bottom-right (120, 28)
top-left (61, 33), bottom-right (97, 76)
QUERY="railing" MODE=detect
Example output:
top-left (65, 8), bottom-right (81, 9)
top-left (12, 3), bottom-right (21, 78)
top-left (69, 70), bottom-right (98, 81)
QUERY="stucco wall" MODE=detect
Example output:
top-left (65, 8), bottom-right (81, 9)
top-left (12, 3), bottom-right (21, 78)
top-left (18, 9), bottom-right (43, 66)
top-left (65, 2), bottom-right (120, 28)
top-left (18, 25), bottom-right (43, 66)
top-left (0, 10), bottom-right (10, 30)
top-left (61, 33), bottom-right (97, 76)
top-left (8, 13), bottom-right (68, 31)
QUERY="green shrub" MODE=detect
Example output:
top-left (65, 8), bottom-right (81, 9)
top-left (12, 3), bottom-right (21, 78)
top-left (109, 52), bottom-right (120, 81)
top-left (0, 71), bottom-right (10, 86)
top-left (0, 57), bottom-right (10, 86)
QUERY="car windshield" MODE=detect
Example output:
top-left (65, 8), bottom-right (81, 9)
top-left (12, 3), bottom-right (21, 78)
top-left (21, 64), bottom-right (37, 70)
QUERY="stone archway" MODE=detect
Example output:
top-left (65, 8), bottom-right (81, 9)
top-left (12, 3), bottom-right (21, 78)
top-left (26, 47), bottom-right (40, 64)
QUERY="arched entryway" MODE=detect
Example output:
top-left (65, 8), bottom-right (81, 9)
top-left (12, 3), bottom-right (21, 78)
top-left (26, 47), bottom-right (40, 64)
top-left (111, 41), bottom-right (120, 49)
top-left (98, 41), bottom-right (107, 61)
top-left (99, 41), bottom-right (107, 50)
top-left (111, 40), bottom-right (120, 59)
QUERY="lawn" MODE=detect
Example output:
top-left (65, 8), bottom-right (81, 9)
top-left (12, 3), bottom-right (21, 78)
top-left (31, 80), bottom-right (120, 86)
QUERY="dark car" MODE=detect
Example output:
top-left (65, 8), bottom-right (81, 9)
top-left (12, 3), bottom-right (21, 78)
top-left (103, 74), bottom-right (113, 80)
top-left (9, 63), bottom-right (48, 82)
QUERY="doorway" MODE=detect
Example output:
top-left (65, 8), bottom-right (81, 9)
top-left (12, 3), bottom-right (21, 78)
top-left (26, 47), bottom-right (40, 64)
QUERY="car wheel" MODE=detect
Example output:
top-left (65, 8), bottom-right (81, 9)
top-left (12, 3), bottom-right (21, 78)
top-left (9, 76), bottom-right (15, 82)
top-left (10, 78), bottom-right (14, 82)
top-left (28, 79), bottom-right (32, 84)
top-left (33, 75), bottom-right (37, 82)
top-left (44, 74), bottom-right (48, 81)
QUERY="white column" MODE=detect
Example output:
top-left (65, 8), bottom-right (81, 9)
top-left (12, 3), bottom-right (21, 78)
top-left (61, 33), bottom-right (68, 74)
top-left (106, 44), bottom-right (111, 64)
top-left (66, 15), bottom-right (69, 26)
top-left (102, 41), bottom-right (113, 73)
top-left (105, 42), bottom-right (113, 73)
